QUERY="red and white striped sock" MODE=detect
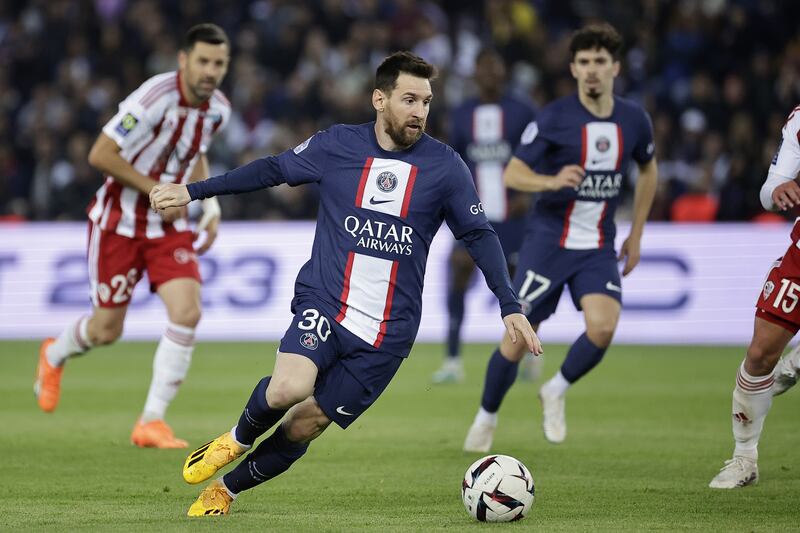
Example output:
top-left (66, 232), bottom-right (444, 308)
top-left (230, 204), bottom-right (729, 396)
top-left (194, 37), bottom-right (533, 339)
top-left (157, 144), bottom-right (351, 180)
top-left (46, 316), bottom-right (94, 367)
top-left (142, 322), bottom-right (195, 423)
top-left (731, 361), bottom-right (774, 460)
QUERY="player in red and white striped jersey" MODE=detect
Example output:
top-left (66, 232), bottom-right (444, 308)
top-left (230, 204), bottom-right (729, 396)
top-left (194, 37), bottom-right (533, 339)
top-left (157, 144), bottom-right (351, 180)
top-left (710, 105), bottom-right (800, 488)
top-left (34, 23), bottom-right (231, 448)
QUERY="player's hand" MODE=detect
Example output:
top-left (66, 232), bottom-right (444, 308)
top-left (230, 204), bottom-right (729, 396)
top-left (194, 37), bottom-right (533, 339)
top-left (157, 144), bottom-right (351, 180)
top-left (551, 165), bottom-right (584, 191)
top-left (158, 206), bottom-right (186, 223)
top-left (772, 180), bottom-right (800, 211)
top-left (194, 215), bottom-right (219, 255)
top-left (502, 313), bottom-right (543, 355)
top-left (150, 183), bottom-right (191, 210)
top-left (617, 236), bottom-right (641, 276)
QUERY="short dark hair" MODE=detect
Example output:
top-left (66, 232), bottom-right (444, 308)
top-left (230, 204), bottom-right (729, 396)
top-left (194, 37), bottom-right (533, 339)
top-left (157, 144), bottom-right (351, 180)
top-left (569, 23), bottom-right (623, 60)
top-left (375, 51), bottom-right (437, 94)
top-left (183, 23), bottom-right (229, 52)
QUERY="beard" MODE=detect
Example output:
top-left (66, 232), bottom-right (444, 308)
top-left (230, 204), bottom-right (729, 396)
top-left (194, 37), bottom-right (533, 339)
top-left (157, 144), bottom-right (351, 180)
top-left (384, 110), bottom-right (425, 149)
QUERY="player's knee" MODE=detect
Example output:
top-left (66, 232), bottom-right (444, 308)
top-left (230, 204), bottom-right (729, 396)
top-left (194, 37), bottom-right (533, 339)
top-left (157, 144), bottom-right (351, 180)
top-left (169, 304), bottom-right (201, 329)
top-left (746, 343), bottom-right (780, 374)
top-left (499, 333), bottom-right (528, 362)
top-left (266, 380), bottom-right (312, 410)
top-left (586, 322), bottom-right (616, 348)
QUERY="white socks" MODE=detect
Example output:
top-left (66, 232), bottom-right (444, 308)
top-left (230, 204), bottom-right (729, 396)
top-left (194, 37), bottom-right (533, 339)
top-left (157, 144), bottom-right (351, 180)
top-left (541, 371), bottom-right (570, 397)
top-left (142, 322), bottom-right (195, 423)
top-left (46, 316), bottom-right (94, 367)
top-left (474, 406), bottom-right (497, 427)
top-left (732, 361), bottom-right (774, 460)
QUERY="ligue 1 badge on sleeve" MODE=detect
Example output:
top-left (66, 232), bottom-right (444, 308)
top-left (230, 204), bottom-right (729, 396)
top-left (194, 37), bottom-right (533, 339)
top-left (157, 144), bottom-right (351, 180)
top-left (763, 281), bottom-right (774, 300)
top-left (115, 112), bottom-right (139, 136)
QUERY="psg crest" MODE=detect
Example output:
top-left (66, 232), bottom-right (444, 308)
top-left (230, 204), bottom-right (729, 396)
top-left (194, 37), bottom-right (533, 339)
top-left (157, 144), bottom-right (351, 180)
top-left (376, 171), bottom-right (398, 192)
top-left (595, 136), bottom-right (611, 152)
top-left (300, 332), bottom-right (319, 350)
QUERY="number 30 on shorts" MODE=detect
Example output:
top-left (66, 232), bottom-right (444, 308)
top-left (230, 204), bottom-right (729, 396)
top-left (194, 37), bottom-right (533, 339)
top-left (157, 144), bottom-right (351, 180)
top-left (297, 309), bottom-right (332, 342)
top-left (772, 279), bottom-right (800, 314)
top-left (518, 270), bottom-right (551, 303)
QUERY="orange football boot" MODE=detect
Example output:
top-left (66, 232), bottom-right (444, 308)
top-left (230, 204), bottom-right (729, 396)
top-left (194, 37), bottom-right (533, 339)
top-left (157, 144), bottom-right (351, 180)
top-left (34, 338), bottom-right (62, 413)
top-left (131, 418), bottom-right (189, 448)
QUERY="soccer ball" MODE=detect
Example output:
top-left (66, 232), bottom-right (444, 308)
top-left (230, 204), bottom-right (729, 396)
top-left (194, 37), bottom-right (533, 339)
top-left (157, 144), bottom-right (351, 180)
top-left (462, 454), bottom-right (535, 522)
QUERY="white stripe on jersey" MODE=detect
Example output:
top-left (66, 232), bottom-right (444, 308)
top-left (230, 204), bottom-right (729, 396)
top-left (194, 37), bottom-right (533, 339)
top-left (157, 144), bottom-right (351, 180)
top-left (473, 104), bottom-right (507, 221)
top-left (117, 187), bottom-right (138, 238)
top-left (563, 200), bottom-right (606, 249)
top-left (357, 158), bottom-right (416, 217)
top-left (338, 252), bottom-right (396, 346)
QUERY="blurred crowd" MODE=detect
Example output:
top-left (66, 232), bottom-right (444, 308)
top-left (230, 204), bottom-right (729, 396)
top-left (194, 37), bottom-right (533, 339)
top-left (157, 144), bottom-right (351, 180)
top-left (0, 0), bottom-right (799, 222)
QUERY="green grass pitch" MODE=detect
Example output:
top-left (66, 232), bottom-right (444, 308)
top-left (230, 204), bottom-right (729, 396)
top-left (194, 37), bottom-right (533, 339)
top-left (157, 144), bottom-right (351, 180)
top-left (2, 340), bottom-right (798, 531)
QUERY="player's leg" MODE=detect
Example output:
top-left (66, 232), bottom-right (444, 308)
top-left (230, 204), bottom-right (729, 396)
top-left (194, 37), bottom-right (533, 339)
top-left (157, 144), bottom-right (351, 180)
top-left (538, 293), bottom-right (620, 444)
top-left (130, 277), bottom-right (201, 448)
top-left (433, 245), bottom-right (475, 383)
top-left (36, 305), bottom-right (128, 412)
top-left (709, 316), bottom-right (793, 488)
top-left (464, 244), bottom-right (563, 452)
top-left (36, 225), bottom-right (137, 412)
top-left (182, 351), bottom-right (319, 485)
top-left (464, 325), bottom-right (539, 452)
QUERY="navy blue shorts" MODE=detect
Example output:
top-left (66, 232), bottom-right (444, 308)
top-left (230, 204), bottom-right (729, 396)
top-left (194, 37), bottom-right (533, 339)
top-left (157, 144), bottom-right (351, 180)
top-left (278, 297), bottom-right (403, 429)
top-left (453, 218), bottom-right (525, 268)
top-left (512, 238), bottom-right (622, 324)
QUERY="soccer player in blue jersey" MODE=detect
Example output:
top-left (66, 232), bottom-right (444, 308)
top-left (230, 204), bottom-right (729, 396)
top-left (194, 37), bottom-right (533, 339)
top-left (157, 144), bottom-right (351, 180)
top-left (463, 23), bottom-right (658, 452)
top-left (149, 51), bottom-right (541, 516)
top-left (431, 48), bottom-right (538, 384)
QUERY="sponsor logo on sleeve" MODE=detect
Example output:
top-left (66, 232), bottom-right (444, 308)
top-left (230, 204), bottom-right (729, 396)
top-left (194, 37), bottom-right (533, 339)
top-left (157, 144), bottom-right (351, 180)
top-left (115, 113), bottom-right (139, 137)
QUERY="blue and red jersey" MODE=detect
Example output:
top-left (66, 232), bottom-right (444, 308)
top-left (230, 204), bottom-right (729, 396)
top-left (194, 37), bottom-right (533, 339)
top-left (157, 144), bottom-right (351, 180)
top-left (515, 94), bottom-right (654, 250)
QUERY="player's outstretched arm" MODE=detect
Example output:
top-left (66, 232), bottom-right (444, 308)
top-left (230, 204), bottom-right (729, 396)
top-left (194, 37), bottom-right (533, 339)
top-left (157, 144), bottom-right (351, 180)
top-left (150, 183), bottom-right (191, 210)
top-left (503, 313), bottom-right (543, 355)
top-left (503, 157), bottom-right (584, 193)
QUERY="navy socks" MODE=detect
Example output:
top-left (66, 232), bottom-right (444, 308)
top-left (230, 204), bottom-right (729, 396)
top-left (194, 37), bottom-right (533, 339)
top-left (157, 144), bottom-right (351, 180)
top-left (234, 376), bottom-right (287, 446)
top-left (480, 348), bottom-right (519, 412)
top-left (560, 333), bottom-right (606, 383)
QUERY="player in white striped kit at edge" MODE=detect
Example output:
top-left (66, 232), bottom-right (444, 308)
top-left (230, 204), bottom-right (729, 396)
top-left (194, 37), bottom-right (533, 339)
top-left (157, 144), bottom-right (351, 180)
top-left (34, 23), bottom-right (231, 448)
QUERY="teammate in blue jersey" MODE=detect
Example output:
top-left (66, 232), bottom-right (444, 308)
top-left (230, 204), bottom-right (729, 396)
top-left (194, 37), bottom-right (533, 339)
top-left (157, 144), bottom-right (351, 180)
top-left (149, 51), bottom-right (541, 517)
top-left (432, 48), bottom-right (538, 384)
top-left (463, 23), bottom-right (658, 452)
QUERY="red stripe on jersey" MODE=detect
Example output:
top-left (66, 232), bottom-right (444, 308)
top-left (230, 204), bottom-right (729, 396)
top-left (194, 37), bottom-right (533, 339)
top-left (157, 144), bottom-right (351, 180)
top-left (175, 114), bottom-right (207, 183)
top-left (400, 165), bottom-right (418, 218)
top-left (149, 113), bottom-right (188, 179)
top-left (130, 114), bottom-right (167, 166)
top-left (103, 181), bottom-right (124, 232)
top-left (596, 201), bottom-right (608, 248)
top-left (336, 251), bottom-right (356, 322)
top-left (134, 194), bottom-right (150, 237)
top-left (580, 126), bottom-right (588, 167)
top-left (615, 125), bottom-right (624, 170)
top-left (559, 200), bottom-right (575, 248)
top-left (355, 157), bottom-right (374, 206)
top-left (374, 260), bottom-right (400, 348)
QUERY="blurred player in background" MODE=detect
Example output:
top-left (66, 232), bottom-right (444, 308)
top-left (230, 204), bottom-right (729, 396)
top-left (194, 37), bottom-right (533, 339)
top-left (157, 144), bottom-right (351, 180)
top-left (464, 23), bottom-right (657, 451)
top-left (431, 48), bottom-right (538, 384)
top-left (709, 104), bottom-right (800, 489)
top-left (149, 51), bottom-right (541, 516)
top-left (34, 23), bottom-right (231, 448)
